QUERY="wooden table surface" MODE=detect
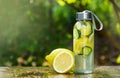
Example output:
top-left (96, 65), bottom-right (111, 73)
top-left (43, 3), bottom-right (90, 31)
top-left (0, 66), bottom-right (120, 78)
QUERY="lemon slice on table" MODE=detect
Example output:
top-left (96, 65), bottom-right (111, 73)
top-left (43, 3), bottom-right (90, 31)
top-left (53, 51), bottom-right (74, 73)
top-left (45, 48), bottom-right (74, 73)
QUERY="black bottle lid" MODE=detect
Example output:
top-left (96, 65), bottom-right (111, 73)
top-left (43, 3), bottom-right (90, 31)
top-left (76, 10), bottom-right (92, 20)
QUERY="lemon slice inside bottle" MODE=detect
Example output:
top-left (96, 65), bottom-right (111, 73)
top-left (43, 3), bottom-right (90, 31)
top-left (80, 21), bottom-right (93, 37)
top-left (74, 37), bottom-right (93, 55)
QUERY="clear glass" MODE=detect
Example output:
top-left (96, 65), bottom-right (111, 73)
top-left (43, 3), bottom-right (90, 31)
top-left (73, 20), bottom-right (94, 73)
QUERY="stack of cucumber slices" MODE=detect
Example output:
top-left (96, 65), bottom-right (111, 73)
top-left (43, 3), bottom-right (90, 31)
top-left (73, 21), bottom-right (94, 56)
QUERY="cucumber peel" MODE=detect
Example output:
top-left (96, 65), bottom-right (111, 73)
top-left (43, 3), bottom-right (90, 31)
top-left (82, 46), bottom-right (92, 56)
top-left (73, 27), bottom-right (81, 39)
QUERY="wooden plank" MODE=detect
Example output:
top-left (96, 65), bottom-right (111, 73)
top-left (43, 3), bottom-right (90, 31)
top-left (0, 66), bottom-right (120, 78)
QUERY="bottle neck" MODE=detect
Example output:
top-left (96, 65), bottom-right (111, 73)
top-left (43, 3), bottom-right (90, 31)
top-left (77, 20), bottom-right (92, 22)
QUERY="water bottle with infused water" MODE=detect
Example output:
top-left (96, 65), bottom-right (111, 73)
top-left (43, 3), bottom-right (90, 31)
top-left (73, 10), bottom-right (103, 73)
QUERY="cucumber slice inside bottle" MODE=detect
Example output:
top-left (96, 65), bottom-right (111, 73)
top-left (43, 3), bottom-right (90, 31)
top-left (73, 27), bottom-right (81, 39)
top-left (82, 46), bottom-right (92, 56)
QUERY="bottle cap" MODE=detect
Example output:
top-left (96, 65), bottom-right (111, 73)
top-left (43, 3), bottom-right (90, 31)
top-left (76, 10), bottom-right (103, 31)
top-left (76, 10), bottom-right (92, 20)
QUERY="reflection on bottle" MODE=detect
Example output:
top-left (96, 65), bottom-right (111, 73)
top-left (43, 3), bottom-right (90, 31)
top-left (48, 74), bottom-right (72, 78)
top-left (74, 74), bottom-right (93, 78)
top-left (48, 74), bottom-right (93, 78)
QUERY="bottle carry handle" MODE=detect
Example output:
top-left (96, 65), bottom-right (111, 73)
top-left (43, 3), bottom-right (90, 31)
top-left (83, 10), bottom-right (103, 31)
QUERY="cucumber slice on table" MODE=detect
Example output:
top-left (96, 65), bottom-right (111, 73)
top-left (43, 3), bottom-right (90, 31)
top-left (80, 21), bottom-right (93, 37)
top-left (82, 46), bottom-right (92, 56)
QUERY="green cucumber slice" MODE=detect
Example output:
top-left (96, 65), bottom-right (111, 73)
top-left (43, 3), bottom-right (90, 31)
top-left (82, 46), bottom-right (92, 56)
top-left (73, 27), bottom-right (81, 39)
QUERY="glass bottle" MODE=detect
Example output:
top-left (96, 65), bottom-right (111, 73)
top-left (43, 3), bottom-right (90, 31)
top-left (73, 10), bottom-right (103, 73)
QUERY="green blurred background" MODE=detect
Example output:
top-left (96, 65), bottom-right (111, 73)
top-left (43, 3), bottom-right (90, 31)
top-left (0, 0), bottom-right (120, 66)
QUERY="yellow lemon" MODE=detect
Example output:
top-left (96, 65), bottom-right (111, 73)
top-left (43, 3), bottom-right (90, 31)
top-left (53, 50), bottom-right (74, 73)
top-left (45, 48), bottom-right (63, 65)
top-left (45, 48), bottom-right (74, 73)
